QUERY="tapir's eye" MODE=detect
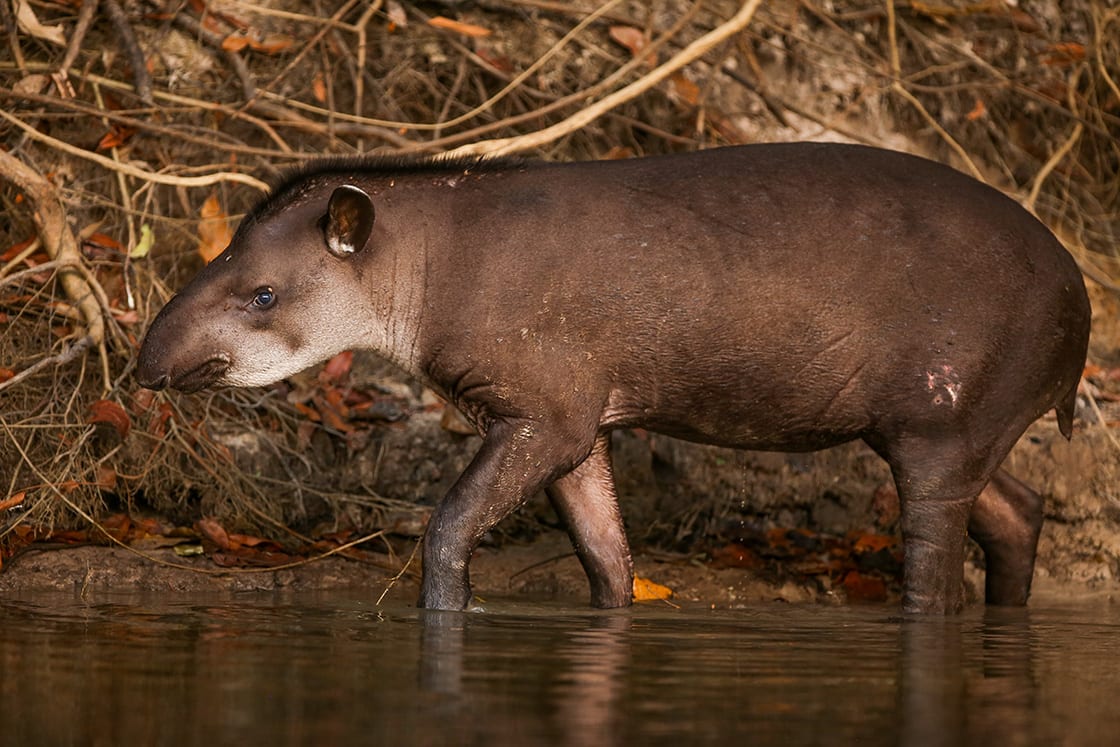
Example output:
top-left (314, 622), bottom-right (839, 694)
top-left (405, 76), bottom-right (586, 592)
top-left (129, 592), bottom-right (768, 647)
top-left (251, 287), bottom-right (276, 309)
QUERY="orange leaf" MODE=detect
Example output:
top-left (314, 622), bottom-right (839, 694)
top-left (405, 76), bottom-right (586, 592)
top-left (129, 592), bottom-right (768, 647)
top-left (221, 33), bottom-right (251, 52)
top-left (197, 193), bottom-right (232, 263)
top-left (197, 518), bottom-right (231, 550)
top-left (314, 394), bottom-right (353, 433)
top-left (668, 73), bottom-right (700, 106)
top-left (852, 533), bottom-right (896, 554)
top-left (249, 33), bottom-right (294, 54)
top-left (227, 533), bottom-right (269, 548)
top-left (965, 98), bottom-right (986, 121)
top-left (0, 491), bottom-right (26, 512)
top-left (2, 237), bottom-right (37, 262)
top-left (633, 575), bottom-right (673, 601)
top-left (293, 401), bottom-right (321, 422)
top-left (0, 368), bottom-right (15, 384)
top-left (709, 543), bottom-right (763, 569)
top-left (96, 124), bottom-right (137, 150)
top-left (609, 25), bottom-right (647, 57)
top-left (88, 399), bottom-right (131, 439)
top-left (1041, 42), bottom-right (1086, 67)
top-left (86, 232), bottom-right (126, 252)
top-left (312, 71), bottom-right (328, 103)
top-left (427, 16), bottom-right (491, 38)
top-left (320, 351), bottom-right (353, 384)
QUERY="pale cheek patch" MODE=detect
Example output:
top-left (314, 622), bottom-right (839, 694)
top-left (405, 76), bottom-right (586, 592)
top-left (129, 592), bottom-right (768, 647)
top-left (926, 364), bottom-right (962, 407)
top-left (220, 340), bottom-right (328, 387)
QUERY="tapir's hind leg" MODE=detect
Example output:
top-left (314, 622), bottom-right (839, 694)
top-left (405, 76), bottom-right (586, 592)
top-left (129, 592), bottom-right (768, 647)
top-left (875, 437), bottom-right (993, 614)
top-left (967, 469), bottom-right (1044, 606)
top-left (546, 434), bottom-right (634, 608)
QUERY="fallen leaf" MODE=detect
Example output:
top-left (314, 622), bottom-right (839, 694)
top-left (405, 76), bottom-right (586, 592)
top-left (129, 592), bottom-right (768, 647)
top-left (602, 146), bottom-right (634, 160)
top-left (1008, 8), bottom-right (1041, 33)
top-left (320, 351), bottom-right (353, 384)
top-left (85, 232), bottom-right (126, 253)
top-left (710, 542), bottom-right (763, 569)
top-left (88, 399), bottom-right (131, 439)
top-left (221, 32), bottom-right (251, 52)
top-left (386, 0), bottom-right (407, 30)
top-left (14, 74), bottom-right (50, 96)
top-left (314, 392), bottom-right (353, 433)
top-left (475, 46), bottom-right (514, 73)
top-left (2, 237), bottom-right (38, 262)
top-left (130, 223), bottom-right (154, 259)
top-left (250, 33), bottom-right (294, 54)
top-left (227, 533), bottom-right (271, 548)
top-left (312, 71), bottom-right (328, 103)
top-left (965, 98), bottom-right (986, 121)
top-left (197, 193), bottom-right (232, 263)
top-left (293, 401), bottom-right (321, 422)
top-left (633, 575), bottom-right (673, 601)
top-left (427, 16), bottom-right (491, 38)
top-left (15, 0), bottom-right (66, 46)
top-left (1040, 41), bottom-right (1086, 67)
top-left (609, 25), bottom-right (647, 57)
top-left (852, 533), bottom-right (897, 554)
top-left (668, 73), bottom-right (701, 106)
top-left (197, 517), bottom-right (232, 550)
top-left (97, 123), bottom-right (137, 150)
top-left (0, 492), bottom-right (26, 512)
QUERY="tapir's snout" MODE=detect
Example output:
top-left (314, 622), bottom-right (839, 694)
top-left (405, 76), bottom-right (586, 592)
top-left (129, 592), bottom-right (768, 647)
top-left (136, 292), bottom-right (233, 393)
top-left (136, 328), bottom-right (172, 390)
top-left (136, 367), bottom-right (170, 391)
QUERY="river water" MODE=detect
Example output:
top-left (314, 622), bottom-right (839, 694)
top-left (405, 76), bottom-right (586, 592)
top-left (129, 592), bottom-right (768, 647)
top-left (1, 592), bottom-right (1117, 746)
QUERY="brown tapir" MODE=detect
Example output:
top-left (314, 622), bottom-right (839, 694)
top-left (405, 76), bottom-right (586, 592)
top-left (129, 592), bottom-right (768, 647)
top-left (136, 143), bottom-right (1090, 614)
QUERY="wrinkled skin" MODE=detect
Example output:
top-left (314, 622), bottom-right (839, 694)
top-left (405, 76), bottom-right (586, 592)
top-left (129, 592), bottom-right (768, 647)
top-left (137, 143), bottom-right (1091, 614)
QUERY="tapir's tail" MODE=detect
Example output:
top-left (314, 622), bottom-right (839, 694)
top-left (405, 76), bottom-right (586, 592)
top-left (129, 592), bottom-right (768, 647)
top-left (1055, 376), bottom-right (1080, 440)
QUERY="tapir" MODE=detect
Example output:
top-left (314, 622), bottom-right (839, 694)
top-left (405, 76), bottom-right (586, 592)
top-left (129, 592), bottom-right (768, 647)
top-left (136, 143), bottom-right (1091, 614)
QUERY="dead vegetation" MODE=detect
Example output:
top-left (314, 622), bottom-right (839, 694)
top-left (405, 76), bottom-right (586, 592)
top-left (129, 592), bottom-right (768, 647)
top-left (1, 1), bottom-right (1118, 580)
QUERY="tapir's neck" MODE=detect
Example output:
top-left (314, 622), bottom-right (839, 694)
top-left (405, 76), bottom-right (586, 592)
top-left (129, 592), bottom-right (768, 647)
top-left (351, 195), bottom-right (432, 377)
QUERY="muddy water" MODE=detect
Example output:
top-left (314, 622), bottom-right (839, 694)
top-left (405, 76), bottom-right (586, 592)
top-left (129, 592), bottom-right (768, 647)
top-left (1, 593), bottom-right (1118, 747)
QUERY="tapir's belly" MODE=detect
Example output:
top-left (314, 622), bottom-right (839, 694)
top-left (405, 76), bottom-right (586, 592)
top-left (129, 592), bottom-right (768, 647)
top-left (600, 354), bottom-right (881, 452)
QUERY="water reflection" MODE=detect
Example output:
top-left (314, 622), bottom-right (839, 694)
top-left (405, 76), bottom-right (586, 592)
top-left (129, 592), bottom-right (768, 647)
top-left (1, 594), bottom-right (1118, 746)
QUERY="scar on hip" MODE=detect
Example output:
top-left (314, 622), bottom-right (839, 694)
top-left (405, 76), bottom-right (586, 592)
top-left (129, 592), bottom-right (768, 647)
top-left (926, 365), bottom-right (961, 406)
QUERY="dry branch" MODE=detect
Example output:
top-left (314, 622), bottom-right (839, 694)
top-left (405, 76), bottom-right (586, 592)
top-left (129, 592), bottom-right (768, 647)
top-left (444, 0), bottom-right (765, 158)
top-left (0, 149), bottom-right (109, 387)
top-left (0, 107), bottom-right (269, 191)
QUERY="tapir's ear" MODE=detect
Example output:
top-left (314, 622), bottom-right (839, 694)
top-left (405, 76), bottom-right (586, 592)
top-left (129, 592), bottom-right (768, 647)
top-left (325, 185), bottom-right (375, 258)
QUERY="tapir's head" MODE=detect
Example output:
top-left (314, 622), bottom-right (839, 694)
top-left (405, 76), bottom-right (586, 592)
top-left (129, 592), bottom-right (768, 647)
top-left (137, 183), bottom-right (381, 392)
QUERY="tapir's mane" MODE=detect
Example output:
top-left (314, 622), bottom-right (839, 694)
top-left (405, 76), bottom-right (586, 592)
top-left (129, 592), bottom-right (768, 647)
top-left (245, 154), bottom-right (529, 225)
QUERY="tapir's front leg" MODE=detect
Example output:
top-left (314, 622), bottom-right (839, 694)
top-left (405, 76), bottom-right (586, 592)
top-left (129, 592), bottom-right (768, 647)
top-left (419, 418), bottom-right (589, 610)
